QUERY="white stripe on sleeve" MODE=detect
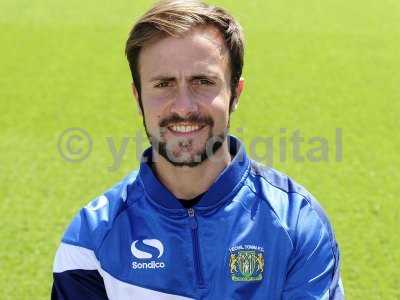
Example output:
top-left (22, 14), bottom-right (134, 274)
top-left (53, 243), bottom-right (99, 273)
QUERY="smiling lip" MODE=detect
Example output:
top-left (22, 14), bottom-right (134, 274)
top-left (167, 124), bottom-right (206, 136)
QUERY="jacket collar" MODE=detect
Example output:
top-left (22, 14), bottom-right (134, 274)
top-left (138, 135), bottom-right (250, 210)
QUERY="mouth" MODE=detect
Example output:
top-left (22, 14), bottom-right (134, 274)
top-left (166, 123), bottom-right (207, 136)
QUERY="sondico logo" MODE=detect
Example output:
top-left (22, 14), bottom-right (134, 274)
top-left (131, 239), bottom-right (166, 270)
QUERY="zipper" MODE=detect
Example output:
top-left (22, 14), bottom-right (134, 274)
top-left (188, 208), bottom-right (205, 287)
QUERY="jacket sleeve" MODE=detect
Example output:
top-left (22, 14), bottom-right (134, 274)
top-left (282, 195), bottom-right (345, 300)
top-left (51, 243), bottom-right (108, 300)
top-left (51, 195), bottom-right (113, 300)
top-left (51, 173), bottom-right (138, 300)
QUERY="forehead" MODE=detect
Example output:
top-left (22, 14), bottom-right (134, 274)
top-left (138, 25), bottom-right (230, 78)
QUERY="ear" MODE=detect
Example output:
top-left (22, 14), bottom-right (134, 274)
top-left (131, 83), bottom-right (143, 116)
top-left (231, 77), bottom-right (244, 112)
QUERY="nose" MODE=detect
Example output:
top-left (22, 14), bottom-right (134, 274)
top-left (170, 86), bottom-right (198, 118)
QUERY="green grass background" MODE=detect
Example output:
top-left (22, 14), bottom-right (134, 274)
top-left (1, 0), bottom-right (399, 298)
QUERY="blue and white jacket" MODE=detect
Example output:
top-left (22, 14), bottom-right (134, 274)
top-left (52, 136), bottom-right (344, 299)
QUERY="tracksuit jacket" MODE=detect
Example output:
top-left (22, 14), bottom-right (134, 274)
top-left (52, 135), bottom-right (344, 299)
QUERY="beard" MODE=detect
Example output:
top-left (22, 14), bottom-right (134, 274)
top-left (143, 113), bottom-right (230, 167)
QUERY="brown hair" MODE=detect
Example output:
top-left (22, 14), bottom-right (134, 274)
top-left (125, 0), bottom-right (244, 113)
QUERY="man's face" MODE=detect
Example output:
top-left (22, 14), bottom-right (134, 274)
top-left (136, 25), bottom-right (235, 167)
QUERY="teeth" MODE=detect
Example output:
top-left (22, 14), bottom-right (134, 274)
top-left (170, 124), bottom-right (200, 133)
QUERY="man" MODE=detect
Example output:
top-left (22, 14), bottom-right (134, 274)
top-left (52, 0), bottom-right (345, 299)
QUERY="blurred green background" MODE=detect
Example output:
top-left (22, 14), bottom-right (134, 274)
top-left (1, 0), bottom-right (399, 298)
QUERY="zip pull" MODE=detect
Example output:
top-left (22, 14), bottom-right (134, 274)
top-left (188, 208), bottom-right (197, 229)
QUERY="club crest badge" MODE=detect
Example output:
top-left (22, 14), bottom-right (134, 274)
top-left (229, 244), bottom-right (264, 282)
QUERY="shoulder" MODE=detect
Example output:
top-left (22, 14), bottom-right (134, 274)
top-left (61, 170), bottom-right (141, 253)
top-left (247, 160), bottom-right (337, 246)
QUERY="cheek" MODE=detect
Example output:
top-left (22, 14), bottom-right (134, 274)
top-left (142, 107), bottom-right (161, 130)
top-left (142, 95), bottom-right (165, 110)
top-left (146, 113), bottom-right (162, 128)
top-left (141, 93), bottom-right (166, 125)
top-left (205, 101), bottom-right (230, 132)
top-left (210, 94), bottom-right (231, 118)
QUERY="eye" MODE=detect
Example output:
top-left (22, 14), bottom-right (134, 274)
top-left (193, 78), bottom-right (214, 86)
top-left (154, 81), bottom-right (173, 88)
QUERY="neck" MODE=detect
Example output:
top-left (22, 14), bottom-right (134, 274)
top-left (151, 140), bottom-right (232, 200)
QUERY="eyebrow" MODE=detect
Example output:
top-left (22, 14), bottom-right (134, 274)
top-left (191, 74), bottom-right (219, 80)
top-left (149, 75), bottom-right (175, 82)
top-left (149, 73), bottom-right (220, 82)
